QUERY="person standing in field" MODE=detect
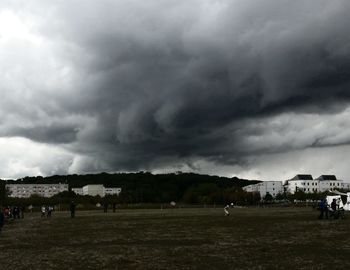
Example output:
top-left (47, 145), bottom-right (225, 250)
top-left (318, 198), bottom-right (328, 219)
top-left (47, 206), bottom-right (53, 218)
top-left (103, 201), bottom-right (108, 213)
top-left (70, 201), bottom-right (76, 218)
top-left (330, 198), bottom-right (340, 219)
top-left (20, 206), bottom-right (25, 219)
top-left (41, 205), bottom-right (46, 218)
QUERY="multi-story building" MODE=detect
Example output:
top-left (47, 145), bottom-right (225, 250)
top-left (342, 182), bottom-right (350, 190)
top-left (285, 174), bottom-right (318, 194)
top-left (104, 187), bottom-right (122, 196)
top-left (6, 183), bottom-right (68, 198)
top-left (243, 181), bottom-right (283, 198)
top-left (71, 187), bottom-right (84, 196)
top-left (317, 175), bottom-right (342, 192)
top-left (244, 174), bottom-right (350, 198)
top-left (83, 185), bottom-right (105, 197)
top-left (284, 174), bottom-right (344, 194)
top-left (72, 185), bottom-right (121, 197)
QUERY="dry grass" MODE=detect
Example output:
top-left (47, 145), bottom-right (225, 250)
top-left (1, 207), bottom-right (350, 269)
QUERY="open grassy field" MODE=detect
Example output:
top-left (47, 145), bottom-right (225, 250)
top-left (1, 207), bottom-right (350, 270)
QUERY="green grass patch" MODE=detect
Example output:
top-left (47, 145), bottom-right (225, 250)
top-left (1, 207), bottom-right (349, 269)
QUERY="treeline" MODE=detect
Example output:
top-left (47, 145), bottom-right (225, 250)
top-left (0, 172), bottom-right (262, 205)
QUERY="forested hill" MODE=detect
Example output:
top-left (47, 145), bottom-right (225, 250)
top-left (3, 172), bottom-right (260, 189)
top-left (2, 172), bottom-right (261, 203)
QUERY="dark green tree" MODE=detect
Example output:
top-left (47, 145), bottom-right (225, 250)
top-left (263, 192), bottom-right (273, 202)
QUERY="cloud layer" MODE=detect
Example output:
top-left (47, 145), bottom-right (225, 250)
top-left (1, 0), bottom-right (350, 179)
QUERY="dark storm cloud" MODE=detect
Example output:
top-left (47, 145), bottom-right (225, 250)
top-left (4, 124), bottom-right (78, 144)
top-left (2, 0), bottom-right (350, 174)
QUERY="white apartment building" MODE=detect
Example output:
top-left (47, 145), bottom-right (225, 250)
top-left (71, 187), bottom-right (83, 196)
top-left (285, 174), bottom-right (318, 194)
top-left (317, 175), bottom-right (342, 192)
top-left (342, 182), bottom-right (350, 190)
top-left (243, 181), bottom-right (284, 198)
top-left (104, 187), bottom-right (122, 196)
top-left (285, 175), bottom-right (345, 194)
top-left (243, 174), bottom-right (350, 197)
top-left (83, 185), bottom-right (105, 197)
top-left (6, 183), bottom-right (68, 198)
top-left (72, 185), bottom-right (121, 197)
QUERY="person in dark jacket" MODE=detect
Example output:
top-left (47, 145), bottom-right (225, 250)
top-left (70, 201), bottom-right (76, 218)
top-left (331, 199), bottom-right (338, 212)
top-left (318, 198), bottom-right (328, 219)
top-left (103, 201), bottom-right (108, 213)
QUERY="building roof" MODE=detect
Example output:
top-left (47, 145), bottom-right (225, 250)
top-left (317, 175), bottom-right (337, 181)
top-left (291, 174), bottom-right (313, 180)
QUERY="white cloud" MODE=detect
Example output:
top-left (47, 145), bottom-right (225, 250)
top-left (232, 145), bottom-right (350, 181)
top-left (0, 137), bottom-right (74, 179)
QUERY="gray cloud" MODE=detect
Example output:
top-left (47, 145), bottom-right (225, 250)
top-left (1, 0), bottom-right (350, 178)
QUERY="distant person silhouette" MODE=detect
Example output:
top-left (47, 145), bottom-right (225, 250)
top-left (70, 201), bottom-right (76, 218)
top-left (21, 206), bottom-right (25, 219)
top-left (41, 205), bottom-right (46, 218)
top-left (331, 199), bottom-right (338, 211)
top-left (103, 201), bottom-right (108, 213)
top-left (318, 198), bottom-right (328, 219)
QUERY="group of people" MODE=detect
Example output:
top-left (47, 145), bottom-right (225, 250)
top-left (318, 198), bottom-right (345, 219)
top-left (2, 206), bottom-right (25, 220)
top-left (41, 205), bottom-right (54, 218)
top-left (0, 205), bottom-right (25, 234)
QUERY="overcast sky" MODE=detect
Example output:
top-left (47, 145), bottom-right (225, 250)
top-left (1, 0), bottom-right (350, 180)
